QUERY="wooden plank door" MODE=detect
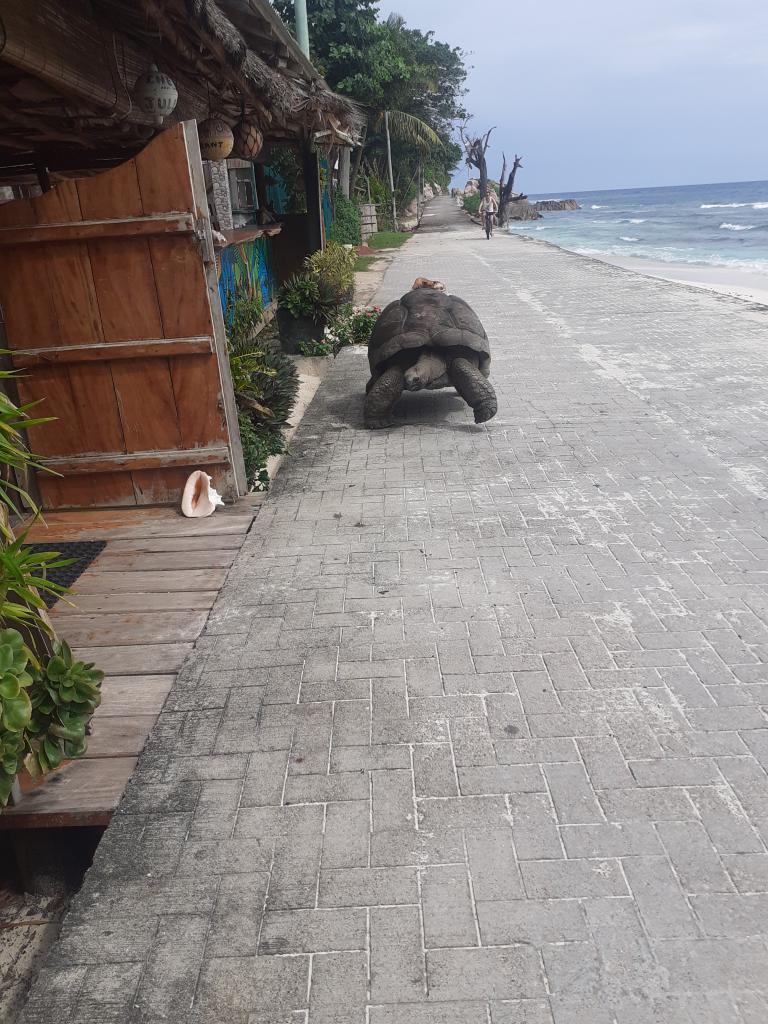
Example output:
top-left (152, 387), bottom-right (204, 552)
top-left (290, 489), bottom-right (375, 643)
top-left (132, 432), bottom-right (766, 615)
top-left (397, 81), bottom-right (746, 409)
top-left (0, 122), bottom-right (244, 508)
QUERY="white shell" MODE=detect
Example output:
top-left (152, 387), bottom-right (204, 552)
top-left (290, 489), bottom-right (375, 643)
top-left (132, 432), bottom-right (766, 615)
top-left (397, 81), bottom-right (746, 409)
top-left (181, 471), bottom-right (224, 518)
top-left (133, 64), bottom-right (178, 125)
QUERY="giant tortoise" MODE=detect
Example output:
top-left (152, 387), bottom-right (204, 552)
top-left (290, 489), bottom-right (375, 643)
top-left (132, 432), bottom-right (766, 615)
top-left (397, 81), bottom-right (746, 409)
top-left (364, 280), bottom-right (498, 429)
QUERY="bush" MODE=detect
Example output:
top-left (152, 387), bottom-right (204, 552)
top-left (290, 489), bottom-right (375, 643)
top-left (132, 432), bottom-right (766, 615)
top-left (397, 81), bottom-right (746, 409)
top-left (278, 242), bottom-right (358, 330)
top-left (238, 412), bottom-right (286, 492)
top-left (328, 191), bottom-right (362, 245)
top-left (227, 296), bottom-right (264, 344)
top-left (0, 369), bottom-right (103, 805)
top-left (325, 305), bottom-right (381, 350)
top-left (225, 300), bottom-right (301, 492)
top-left (462, 192), bottom-right (481, 216)
top-left (298, 338), bottom-right (334, 357)
top-left (304, 241), bottom-right (357, 305)
top-left (251, 347), bottom-right (300, 426)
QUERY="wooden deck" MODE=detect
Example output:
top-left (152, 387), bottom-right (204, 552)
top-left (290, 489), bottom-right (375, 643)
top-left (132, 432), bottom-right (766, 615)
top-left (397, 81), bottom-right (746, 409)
top-left (0, 499), bottom-right (262, 829)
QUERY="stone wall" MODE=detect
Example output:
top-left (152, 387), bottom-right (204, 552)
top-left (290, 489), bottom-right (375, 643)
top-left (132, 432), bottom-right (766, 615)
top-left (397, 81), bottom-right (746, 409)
top-left (207, 160), bottom-right (233, 231)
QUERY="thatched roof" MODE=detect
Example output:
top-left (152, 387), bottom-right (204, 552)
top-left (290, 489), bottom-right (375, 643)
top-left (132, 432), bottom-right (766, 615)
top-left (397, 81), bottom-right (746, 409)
top-left (0, 0), bottom-right (363, 182)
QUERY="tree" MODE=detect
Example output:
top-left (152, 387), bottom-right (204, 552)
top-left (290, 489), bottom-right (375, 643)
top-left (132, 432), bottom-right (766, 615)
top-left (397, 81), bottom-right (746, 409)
top-left (273, 0), bottom-right (467, 212)
top-left (498, 153), bottom-right (524, 224)
top-left (460, 124), bottom-right (495, 197)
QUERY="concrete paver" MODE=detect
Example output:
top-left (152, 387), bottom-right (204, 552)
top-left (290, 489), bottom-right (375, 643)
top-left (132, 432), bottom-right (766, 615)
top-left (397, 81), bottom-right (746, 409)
top-left (21, 196), bottom-right (768, 1023)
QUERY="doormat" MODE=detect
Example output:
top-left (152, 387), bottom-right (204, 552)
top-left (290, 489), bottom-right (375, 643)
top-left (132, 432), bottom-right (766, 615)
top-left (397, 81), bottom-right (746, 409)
top-left (24, 541), bottom-right (107, 608)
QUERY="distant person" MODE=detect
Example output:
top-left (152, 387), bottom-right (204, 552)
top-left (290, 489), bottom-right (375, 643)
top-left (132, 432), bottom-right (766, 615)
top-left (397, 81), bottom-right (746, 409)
top-left (479, 188), bottom-right (499, 239)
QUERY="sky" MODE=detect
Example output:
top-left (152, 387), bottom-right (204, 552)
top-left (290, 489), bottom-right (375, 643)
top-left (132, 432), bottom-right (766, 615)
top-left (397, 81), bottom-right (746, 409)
top-left (377, 0), bottom-right (768, 194)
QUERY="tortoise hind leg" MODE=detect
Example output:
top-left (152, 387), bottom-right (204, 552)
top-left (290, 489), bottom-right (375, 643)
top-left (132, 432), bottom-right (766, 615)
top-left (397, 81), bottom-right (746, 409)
top-left (448, 357), bottom-right (498, 424)
top-left (364, 366), bottom-right (405, 429)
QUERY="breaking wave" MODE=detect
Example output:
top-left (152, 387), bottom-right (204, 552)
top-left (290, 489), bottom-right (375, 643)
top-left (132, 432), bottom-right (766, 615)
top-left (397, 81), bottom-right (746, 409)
top-left (701, 201), bottom-right (768, 209)
top-left (591, 204), bottom-right (606, 209)
top-left (720, 223), bottom-right (755, 231)
top-left (619, 236), bottom-right (639, 242)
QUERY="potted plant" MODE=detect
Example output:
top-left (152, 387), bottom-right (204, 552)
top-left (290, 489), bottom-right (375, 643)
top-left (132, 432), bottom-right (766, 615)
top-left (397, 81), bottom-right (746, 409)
top-left (276, 242), bottom-right (358, 353)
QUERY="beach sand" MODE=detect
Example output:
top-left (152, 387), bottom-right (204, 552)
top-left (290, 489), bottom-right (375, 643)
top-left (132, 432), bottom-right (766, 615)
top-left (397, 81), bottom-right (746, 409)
top-left (580, 252), bottom-right (768, 306)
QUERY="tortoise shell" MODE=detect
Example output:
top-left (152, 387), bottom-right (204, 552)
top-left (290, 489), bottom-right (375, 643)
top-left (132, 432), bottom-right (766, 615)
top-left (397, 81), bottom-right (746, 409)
top-left (368, 288), bottom-right (491, 379)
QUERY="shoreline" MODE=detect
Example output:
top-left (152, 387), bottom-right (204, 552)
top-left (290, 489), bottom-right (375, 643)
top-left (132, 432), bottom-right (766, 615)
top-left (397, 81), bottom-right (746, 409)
top-left (508, 229), bottom-right (768, 305)
top-left (590, 252), bottom-right (768, 306)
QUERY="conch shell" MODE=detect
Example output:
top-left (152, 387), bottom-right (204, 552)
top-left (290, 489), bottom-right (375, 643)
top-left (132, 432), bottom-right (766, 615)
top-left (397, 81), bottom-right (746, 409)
top-left (181, 471), bottom-right (224, 518)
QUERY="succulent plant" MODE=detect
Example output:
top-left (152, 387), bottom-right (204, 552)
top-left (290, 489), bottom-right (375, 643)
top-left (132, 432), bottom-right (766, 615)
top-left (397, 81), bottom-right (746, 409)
top-left (25, 639), bottom-right (103, 777)
top-left (0, 628), bottom-right (33, 804)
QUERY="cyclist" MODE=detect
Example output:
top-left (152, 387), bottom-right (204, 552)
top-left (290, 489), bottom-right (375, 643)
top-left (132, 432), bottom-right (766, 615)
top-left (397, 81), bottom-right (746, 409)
top-left (478, 187), bottom-right (499, 239)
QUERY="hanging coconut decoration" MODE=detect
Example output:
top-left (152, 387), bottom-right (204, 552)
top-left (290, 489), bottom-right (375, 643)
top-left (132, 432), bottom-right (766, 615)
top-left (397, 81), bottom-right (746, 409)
top-left (198, 117), bottom-right (234, 161)
top-left (232, 121), bottom-right (264, 161)
top-left (133, 65), bottom-right (178, 125)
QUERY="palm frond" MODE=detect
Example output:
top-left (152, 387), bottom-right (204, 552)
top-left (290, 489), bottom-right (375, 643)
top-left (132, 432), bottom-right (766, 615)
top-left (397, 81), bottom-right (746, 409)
top-left (377, 110), bottom-right (442, 151)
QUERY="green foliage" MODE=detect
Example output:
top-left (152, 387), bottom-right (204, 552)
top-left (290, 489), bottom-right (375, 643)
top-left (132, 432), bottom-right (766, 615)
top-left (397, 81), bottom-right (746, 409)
top-left (462, 192), bottom-right (481, 216)
top-left (273, 0), bottom-right (468, 207)
top-left (324, 304), bottom-right (381, 350)
top-left (26, 640), bottom-right (103, 777)
top-left (227, 296), bottom-right (264, 351)
top-left (0, 532), bottom-right (72, 639)
top-left (0, 629), bottom-right (103, 805)
top-left (0, 629), bottom-right (32, 805)
top-left (238, 413), bottom-right (286, 492)
top-left (253, 347), bottom-right (300, 425)
top-left (304, 241), bottom-right (357, 305)
top-left (367, 231), bottom-right (411, 249)
top-left (328, 191), bottom-right (362, 245)
top-left (298, 338), bottom-right (334, 357)
top-left (278, 273), bottom-right (325, 322)
top-left (0, 372), bottom-right (104, 806)
top-left (225, 301), bottom-right (300, 492)
top-left (278, 242), bottom-right (357, 326)
top-left (0, 369), bottom-right (57, 533)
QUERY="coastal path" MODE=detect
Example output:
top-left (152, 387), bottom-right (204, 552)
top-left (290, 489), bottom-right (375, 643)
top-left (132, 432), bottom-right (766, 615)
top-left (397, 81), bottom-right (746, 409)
top-left (19, 195), bottom-right (768, 1024)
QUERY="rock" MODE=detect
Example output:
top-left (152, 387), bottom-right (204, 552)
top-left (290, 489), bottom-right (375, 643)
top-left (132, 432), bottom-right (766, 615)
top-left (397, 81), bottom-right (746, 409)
top-left (503, 198), bottom-right (542, 221)
top-left (532, 199), bottom-right (580, 211)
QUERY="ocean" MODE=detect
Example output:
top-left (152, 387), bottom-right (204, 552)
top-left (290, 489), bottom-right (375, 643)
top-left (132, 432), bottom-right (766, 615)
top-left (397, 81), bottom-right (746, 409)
top-left (513, 180), bottom-right (768, 275)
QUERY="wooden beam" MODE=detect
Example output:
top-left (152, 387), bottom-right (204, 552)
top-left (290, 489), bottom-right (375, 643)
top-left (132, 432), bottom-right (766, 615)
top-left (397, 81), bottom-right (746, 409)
top-left (43, 446), bottom-right (231, 476)
top-left (11, 336), bottom-right (214, 367)
top-left (0, 213), bottom-right (197, 246)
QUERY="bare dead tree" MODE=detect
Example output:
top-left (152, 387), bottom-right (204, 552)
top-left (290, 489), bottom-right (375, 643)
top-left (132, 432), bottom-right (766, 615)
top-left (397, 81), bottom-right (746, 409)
top-left (498, 153), bottom-right (524, 224)
top-left (460, 122), bottom-right (495, 196)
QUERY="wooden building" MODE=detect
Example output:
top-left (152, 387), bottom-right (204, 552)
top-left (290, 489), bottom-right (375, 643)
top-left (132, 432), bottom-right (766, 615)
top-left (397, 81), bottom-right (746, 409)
top-left (0, 0), bottom-right (360, 508)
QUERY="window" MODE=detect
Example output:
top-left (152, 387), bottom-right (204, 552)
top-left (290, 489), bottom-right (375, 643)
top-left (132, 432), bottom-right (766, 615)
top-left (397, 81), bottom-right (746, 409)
top-left (228, 166), bottom-right (257, 213)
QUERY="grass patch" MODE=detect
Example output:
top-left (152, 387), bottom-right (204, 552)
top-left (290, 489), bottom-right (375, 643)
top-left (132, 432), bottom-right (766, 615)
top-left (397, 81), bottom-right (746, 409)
top-left (354, 255), bottom-right (378, 271)
top-left (367, 230), bottom-right (411, 249)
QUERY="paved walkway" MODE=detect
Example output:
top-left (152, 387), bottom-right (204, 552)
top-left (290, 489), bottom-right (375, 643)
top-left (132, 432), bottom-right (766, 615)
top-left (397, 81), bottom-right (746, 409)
top-left (23, 197), bottom-right (768, 1024)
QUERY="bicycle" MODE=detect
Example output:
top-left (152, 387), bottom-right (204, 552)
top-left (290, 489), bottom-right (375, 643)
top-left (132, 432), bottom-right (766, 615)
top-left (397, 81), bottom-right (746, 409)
top-left (484, 211), bottom-right (494, 239)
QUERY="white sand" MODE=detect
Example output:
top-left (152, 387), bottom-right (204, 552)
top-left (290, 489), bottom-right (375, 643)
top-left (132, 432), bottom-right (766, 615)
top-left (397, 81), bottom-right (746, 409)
top-left (585, 253), bottom-right (768, 306)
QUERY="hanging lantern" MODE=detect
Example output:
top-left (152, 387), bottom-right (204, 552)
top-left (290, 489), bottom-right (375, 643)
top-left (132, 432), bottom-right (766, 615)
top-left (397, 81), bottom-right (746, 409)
top-left (133, 65), bottom-right (178, 125)
top-left (198, 118), bottom-right (234, 161)
top-left (233, 121), bottom-right (264, 160)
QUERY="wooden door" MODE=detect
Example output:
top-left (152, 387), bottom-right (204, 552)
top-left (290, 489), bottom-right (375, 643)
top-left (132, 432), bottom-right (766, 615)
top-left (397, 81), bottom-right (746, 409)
top-left (0, 122), bottom-right (245, 508)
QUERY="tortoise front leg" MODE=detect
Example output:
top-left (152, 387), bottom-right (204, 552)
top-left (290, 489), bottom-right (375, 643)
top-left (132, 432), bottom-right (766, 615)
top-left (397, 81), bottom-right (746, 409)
top-left (448, 357), bottom-right (498, 424)
top-left (364, 366), bottom-right (405, 429)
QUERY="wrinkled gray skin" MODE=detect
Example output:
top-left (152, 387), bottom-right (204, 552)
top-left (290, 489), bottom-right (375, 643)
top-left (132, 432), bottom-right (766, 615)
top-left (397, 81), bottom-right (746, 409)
top-left (364, 288), bottom-right (498, 429)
